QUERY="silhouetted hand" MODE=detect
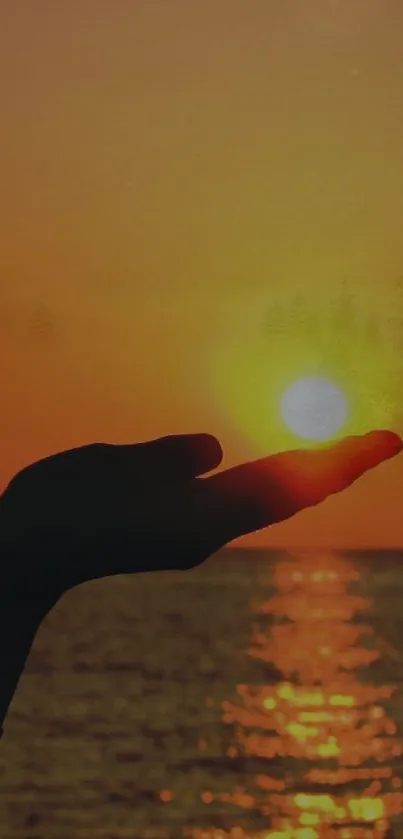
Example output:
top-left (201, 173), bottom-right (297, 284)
top-left (0, 430), bottom-right (401, 610)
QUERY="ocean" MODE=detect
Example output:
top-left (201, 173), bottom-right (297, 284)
top-left (1, 548), bottom-right (403, 839)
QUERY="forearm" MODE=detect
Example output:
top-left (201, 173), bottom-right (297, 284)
top-left (0, 598), bottom-right (51, 734)
top-left (0, 486), bottom-right (64, 733)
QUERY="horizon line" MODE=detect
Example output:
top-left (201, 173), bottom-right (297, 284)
top-left (223, 545), bottom-right (403, 552)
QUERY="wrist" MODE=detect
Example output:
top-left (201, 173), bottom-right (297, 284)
top-left (0, 505), bottom-right (65, 614)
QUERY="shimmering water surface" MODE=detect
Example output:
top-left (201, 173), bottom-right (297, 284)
top-left (1, 549), bottom-right (403, 839)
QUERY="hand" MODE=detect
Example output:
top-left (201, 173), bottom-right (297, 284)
top-left (0, 430), bottom-right (401, 610)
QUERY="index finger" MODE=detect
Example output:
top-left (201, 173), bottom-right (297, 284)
top-left (201, 430), bottom-right (403, 546)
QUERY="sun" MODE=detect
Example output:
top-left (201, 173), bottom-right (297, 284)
top-left (280, 376), bottom-right (349, 442)
top-left (205, 292), bottom-right (402, 457)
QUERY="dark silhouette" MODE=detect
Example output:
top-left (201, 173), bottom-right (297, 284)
top-left (0, 429), bottom-right (401, 735)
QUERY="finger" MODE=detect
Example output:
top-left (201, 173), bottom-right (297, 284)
top-left (115, 433), bottom-right (224, 480)
top-left (200, 430), bottom-right (403, 547)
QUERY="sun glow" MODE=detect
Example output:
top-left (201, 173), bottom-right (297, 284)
top-left (207, 293), bottom-right (401, 454)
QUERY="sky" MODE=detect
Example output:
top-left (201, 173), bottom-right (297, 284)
top-left (1, 0), bottom-right (403, 549)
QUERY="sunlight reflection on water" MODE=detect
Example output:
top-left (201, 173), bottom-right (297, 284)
top-left (184, 552), bottom-right (403, 839)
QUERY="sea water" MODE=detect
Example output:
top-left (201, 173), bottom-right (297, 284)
top-left (1, 548), bottom-right (403, 839)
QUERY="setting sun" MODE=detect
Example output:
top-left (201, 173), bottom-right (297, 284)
top-left (208, 291), bottom-right (401, 457)
top-left (280, 376), bottom-right (349, 442)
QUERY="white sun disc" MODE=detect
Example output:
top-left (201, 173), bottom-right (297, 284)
top-left (280, 375), bottom-right (348, 441)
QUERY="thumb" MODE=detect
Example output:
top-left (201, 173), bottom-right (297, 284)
top-left (117, 433), bottom-right (224, 480)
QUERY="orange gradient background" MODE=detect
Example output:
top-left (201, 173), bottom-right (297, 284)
top-left (1, 1), bottom-right (403, 549)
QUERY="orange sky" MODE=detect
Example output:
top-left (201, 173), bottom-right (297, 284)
top-left (1, 1), bottom-right (403, 549)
